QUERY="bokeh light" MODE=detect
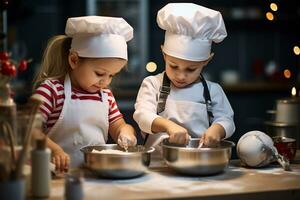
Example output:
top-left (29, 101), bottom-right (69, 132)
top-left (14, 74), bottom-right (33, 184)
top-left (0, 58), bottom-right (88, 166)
top-left (293, 46), bottom-right (300, 55)
top-left (291, 87), bottom-right (297, 96)
top-left (266, 12), bottom-right (274, 21)
top-left (283, 69), bottom-right (291, 79)
top-left (270, 3), bottom-right (278, 11)
top-left (146, 62), bottom-right (157, 73)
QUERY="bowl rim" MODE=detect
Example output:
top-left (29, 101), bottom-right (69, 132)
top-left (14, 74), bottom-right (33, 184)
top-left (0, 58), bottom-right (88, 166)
top-left (272, 136), bottom-right (296, 143)
top-left (80, 144), bottom-right (155, 156)
top-left (162, 139), bottom-right (235, 152)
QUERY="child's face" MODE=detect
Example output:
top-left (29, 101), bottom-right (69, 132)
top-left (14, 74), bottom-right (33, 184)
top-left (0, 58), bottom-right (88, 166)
top-left (69, 54), bottom-right (126, 93)
top-left (164, 54), bottom-right (208, 88)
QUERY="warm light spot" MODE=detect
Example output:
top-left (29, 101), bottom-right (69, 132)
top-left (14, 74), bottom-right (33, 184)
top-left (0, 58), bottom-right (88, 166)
top-left (266, 12), bottom-right (274, 21)
top-left (293, 46), bottom-right (300, 55)
top-left (283, 69), bottom-right (291, 79)
top-left (146, 62), bottom-right (157, 73)
top-left (291, 87), bottom-right (297, 97)
top-left (270, 3), bottom-right (278, 11)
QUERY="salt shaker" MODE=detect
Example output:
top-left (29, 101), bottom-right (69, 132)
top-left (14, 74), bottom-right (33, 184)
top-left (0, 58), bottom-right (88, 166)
top-left (31, 138), bottom-right (51, 198)
top-left (65, 172), bottom-right (84, 200)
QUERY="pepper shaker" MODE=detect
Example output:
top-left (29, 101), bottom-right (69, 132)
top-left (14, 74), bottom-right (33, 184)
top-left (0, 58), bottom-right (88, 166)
top-left (65, 172), bottom-right (84, 200)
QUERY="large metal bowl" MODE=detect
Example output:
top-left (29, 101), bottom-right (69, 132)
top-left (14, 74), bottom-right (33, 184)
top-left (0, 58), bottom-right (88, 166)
top-left (80, 144), bottom-right (155, 178)
top-left (162, 138), bottom-right (235, 175)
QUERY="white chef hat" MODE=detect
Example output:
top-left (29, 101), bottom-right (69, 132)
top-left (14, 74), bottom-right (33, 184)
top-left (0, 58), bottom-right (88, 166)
top-left (65, 16), bottom-right (133, 60)
top-left (157, 3), bottom-right (227, 61)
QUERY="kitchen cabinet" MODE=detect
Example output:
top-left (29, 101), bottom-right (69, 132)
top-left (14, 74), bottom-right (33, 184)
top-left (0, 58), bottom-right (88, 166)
top-left (49, 152), bottom-right (300, 200)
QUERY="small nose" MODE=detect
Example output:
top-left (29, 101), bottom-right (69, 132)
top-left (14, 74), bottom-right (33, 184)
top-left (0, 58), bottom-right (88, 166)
top-left (99, 76), bottom-right (111, 86)
top-left (176, 72), bottom-right (186, 81)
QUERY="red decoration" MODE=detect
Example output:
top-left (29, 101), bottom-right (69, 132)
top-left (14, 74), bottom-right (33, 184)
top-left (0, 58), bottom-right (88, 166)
top-left (0, 51), bottom-right (31, 84)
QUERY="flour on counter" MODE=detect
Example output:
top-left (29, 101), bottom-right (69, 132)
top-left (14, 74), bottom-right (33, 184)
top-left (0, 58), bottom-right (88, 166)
top-left (229, 165), bottom-right (300, 175)
top-left (84, 172), bottom-right (244, 194)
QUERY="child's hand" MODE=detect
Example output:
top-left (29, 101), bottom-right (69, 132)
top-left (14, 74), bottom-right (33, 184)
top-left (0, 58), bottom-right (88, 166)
top-left (117, 127), bottom-right (137, 150)
top-left (200, 124), bottom-right (225, 147)
top-left (200, 132), bottom-right (221, 147)
top-left (51, 148), bottom-right (70, 172)
top-left (166, 121), bottom-right (189, 145)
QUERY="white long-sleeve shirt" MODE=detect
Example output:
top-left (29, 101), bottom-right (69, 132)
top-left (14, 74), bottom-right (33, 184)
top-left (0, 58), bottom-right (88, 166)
top-left (133, 73), bottom-right (235, 138)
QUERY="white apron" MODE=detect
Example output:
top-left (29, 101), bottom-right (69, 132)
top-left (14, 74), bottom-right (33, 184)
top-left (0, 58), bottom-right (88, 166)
top-left (48, 74), bottom-right (109, 167)
top-left (144, 92), bottom-right (209, 148)
top-left (161, 98), bottom-right (209, 138)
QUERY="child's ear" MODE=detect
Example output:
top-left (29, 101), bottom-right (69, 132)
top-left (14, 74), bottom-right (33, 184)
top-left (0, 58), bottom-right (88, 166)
top-left (68, 51), bottom-right (79, 69)
top-left (161, 45), bottom-right (166, 61)
top-left (204, 53), bottom-right (214, 66)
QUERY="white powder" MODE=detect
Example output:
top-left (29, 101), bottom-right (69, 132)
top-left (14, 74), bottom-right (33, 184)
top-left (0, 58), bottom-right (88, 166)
top-left (84, 172), bottom-right (244, 194)
top-left (229, 165), bottom-right (300, 175)
top-left (91, 149), bottom-right (131, 155)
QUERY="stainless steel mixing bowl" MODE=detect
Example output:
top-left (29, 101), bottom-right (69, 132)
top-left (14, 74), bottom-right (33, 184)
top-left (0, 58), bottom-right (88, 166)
top-left (162, 138), bottom-right (235, 175)
top-left (80, 144), bottom-right (155, 178)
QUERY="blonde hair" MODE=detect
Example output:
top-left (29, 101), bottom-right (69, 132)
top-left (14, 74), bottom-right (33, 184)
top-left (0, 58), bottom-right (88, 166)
top-left (33, 35), bottom-right (72, 89)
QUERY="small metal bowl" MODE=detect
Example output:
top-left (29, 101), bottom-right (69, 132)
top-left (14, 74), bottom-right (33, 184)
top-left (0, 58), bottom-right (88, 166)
top-left (162, 138), bottom-right (235, 175)
top-left (80, 144), bottom-right (154, 178)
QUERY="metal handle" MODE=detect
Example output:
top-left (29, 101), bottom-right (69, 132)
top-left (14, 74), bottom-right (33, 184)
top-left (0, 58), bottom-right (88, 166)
top-left (271, 147), bottom-right (291, 171)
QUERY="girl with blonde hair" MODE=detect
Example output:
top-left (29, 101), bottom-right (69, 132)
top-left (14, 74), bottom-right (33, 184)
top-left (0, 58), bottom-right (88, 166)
top-left (32, 16), bottom-right (137, 170)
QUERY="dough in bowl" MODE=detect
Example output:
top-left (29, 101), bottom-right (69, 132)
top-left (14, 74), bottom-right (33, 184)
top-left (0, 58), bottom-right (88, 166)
top-left (91, 149), bottom-right (131, 155)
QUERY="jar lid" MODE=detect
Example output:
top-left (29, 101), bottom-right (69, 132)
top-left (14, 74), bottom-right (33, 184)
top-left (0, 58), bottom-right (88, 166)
top-left (277, 97), bottom-right (300, 104)
top-left (36, 138), bottom-right (46, 150)
top-left (264, 120), bottom-right (299, 127)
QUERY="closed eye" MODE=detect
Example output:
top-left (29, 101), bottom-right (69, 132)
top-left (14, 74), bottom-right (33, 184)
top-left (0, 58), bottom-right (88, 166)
top-left (95, 72), bottom-right (105, 77)
top-left (169, 65), bottom-right (178, 69)
top-left (186, 68), bottom-right (196, 72)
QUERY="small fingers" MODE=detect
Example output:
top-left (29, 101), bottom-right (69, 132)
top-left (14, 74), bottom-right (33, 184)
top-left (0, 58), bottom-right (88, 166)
top-left (183, 132), bottom-right (190, 145)
top-left (118, 135), bottom-right (137, 148)
top-left (64, 155), bottom-right (70, 172)
top-left (118, 137), bottom-right (128, 149)
top-left (204, 137), bottom-right (219, 147)
top-left (126, 138), bottom-right (137, 147)
top-left (52, 154), bottom-right (70, 172)
top-left (52, 156), bottom-right (61, 172)
top-left (169, 133), bottom-right (188, 145)
top-left (59, 157), bottom-right (65, 172)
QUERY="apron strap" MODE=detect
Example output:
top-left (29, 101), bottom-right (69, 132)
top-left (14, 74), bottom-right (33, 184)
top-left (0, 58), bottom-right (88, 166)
top-left (157, 72), bottom-right (171, 114)
top-left (143, 72), bottom-right (170, 145)
top-left (200, 73), bottom-right (214, 126)
top-left (64, 74), bottom-right (72, 100)
top-left (143, 72), bottom-right (214, 145)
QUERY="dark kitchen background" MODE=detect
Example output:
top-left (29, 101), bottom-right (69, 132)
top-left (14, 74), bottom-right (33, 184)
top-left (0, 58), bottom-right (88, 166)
top-left (2, 0), bottom-right (300, 158)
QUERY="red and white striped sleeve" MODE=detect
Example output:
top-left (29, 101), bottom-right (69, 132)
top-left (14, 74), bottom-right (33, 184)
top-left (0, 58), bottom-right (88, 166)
top-left (31, 80), bottom-right (62, 122)
top-left (103, 89), bottom-right (123, 123)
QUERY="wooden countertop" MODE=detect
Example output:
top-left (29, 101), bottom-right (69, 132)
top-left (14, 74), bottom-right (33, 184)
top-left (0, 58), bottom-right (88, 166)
top-left (49, 156), bottom-right (300, 200)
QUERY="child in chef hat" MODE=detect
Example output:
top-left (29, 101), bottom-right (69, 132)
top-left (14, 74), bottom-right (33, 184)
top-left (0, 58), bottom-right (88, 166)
top-left (32, 16), bottom-right (137, 170)
top-left (134, 3), bottom-right (235, 147)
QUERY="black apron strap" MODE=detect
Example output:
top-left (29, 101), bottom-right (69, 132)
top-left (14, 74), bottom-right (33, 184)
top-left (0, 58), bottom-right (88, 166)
top-left (200, 73), bottom-right (214, 126)
top-left (143, 72), bottom-right (170, 145)
top-left (143, 72), bottom-right (214, 145)
top-left (157, 72), bottom-right (171, 114)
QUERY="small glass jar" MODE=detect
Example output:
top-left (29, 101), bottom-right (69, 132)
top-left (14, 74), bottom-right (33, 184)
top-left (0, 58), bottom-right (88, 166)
top-left (64, 170), bottom-right (84, 200)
